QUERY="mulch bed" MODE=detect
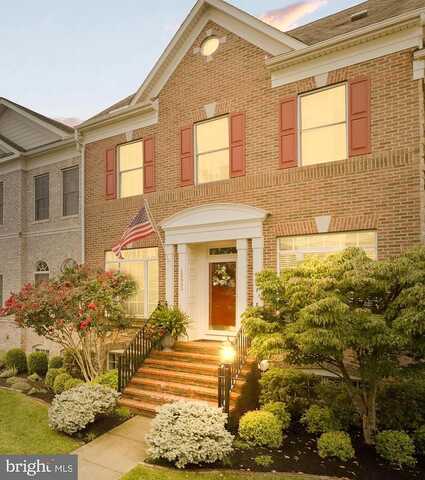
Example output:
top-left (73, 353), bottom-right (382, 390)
top-left (228, 425), bottom-right (425, 480)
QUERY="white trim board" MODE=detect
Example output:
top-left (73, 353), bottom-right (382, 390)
top-left (82, 109), bottom-right (158, 145)
top-left (271, 24), bottom-right (423, 88)
top-left (130, 0), bottom-right (304, 104)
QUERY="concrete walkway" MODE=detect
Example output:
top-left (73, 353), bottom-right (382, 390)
top-left (73, 416), bottom-right (152, 480)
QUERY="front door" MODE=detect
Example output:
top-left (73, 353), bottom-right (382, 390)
top-left (209, 262), bottom-right (236, 331)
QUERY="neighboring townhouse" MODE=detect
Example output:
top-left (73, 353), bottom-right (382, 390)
top-left (78, 0), bottom-right (425, 347)
top-left (0, 97), bottom-right (82, 354)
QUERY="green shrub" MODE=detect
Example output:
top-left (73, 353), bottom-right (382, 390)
top-left (45, 368), bottom-right (66, 389)
top-left (5, 348), bottom-right (27, 374)
top-left (114, 406), bottom-right (132, 420)
top-left (48, 356), bottom-right (63, 369)
top-left (63, 350), bottom-right (83, 379)
top-left (49, 384), bottom-right (119, 434)
top-left (301, 405), bottom-right (341, 434)
top-left (238, 411), bottom-right (282, 448)
top-left (93, 370), bottom-right (118, 390)
top-left (254, 455), bottom-right (273, 468)
top-left (0, 350), bottom-right (6, 369)
top-left (414, 426), bottom-right (425, 456)
top-left (376, 431), bottom-right (416, 468)
top-left (259, 368), bottom-right (320, 417)
top-left (64, 378), bottom-right (84, 391)
top-left (53, 373), bottom-right (72, 394)
top-left (146, 401), bottom-right (233, 469)
top-left (315, 381), bottom-right (359, 430)
top-left (261, 402), bottom-right (291, 430)
top-left (378, 379), bottom-right (425, 432)
top-left (317, 432), bottom-right (355, 462)
top-left (27, 352), bottom-right (48, 377)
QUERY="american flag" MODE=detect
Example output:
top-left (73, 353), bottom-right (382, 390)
top-left (112, 204), bottom-right (154, 259)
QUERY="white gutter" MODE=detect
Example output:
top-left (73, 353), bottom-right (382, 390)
top-left (267, 7), bottom-right (425, 71)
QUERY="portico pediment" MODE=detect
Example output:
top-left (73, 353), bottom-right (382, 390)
top-left (160, 203), bottom-right (268, 245)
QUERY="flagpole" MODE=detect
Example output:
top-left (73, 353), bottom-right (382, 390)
top-left (144, 199), bottom-right (165, 254)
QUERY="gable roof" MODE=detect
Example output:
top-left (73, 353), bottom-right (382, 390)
top-left (0, 97), bottom-right (74, 155)
top-left (129, 0), bottom-right (305, 105)
top-left (287, 0), bottom-right (425, 45)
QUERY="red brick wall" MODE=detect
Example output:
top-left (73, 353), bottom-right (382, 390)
top-left (84, 21), bottom-right (424, 304)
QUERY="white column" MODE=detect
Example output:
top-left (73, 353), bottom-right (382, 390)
top-left (236, 239), bottom-right (248, 326)
top-left (177, 244), bottom-right (190, 313)
top-left (252, 237), bottom-right (264, 306)
top-left (165, 244), bottom-right (175, 306)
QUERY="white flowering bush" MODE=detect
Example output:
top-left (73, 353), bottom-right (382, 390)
top-left (48, 383), bottom-right (119, 435)
top-left (146, 401), bottom-right (234, 468)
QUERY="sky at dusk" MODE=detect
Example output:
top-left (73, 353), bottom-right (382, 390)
top-left (1, 0), bottom-right (363, 124)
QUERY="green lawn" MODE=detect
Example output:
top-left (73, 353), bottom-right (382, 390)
top-left (0, 389), bottom-right (81, 454)
top-left (121, 464), bottom-right (334, 480)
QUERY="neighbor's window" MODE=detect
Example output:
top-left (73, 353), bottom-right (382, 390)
top-left (108, 350), bottom-right (123, 369)
top-left (0, 182), bottom-right (4, 225)
top-left (278, 230), bottom-right (377, 270)
top-left (195, 116), bottom-right (229, 184)
top-left (34, 260), bottom-right (50, 286)
top-left (62, 166), bottom-right (79, 216)
top-left (118, 140), bottom-right (143, 198)
top-left (34, 173), bottom-right (49, 221)
top-left (105, 247), bottom-right (158, 318)
top-left (300, 84), bottom-right (347, 166)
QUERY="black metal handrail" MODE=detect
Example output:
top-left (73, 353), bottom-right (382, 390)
top-left (118, 322), bottom-right (163, 392)
top-left (218, 326), bottom-right (250, 414)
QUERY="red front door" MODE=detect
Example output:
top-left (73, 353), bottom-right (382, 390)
top-left (209, 262), bottom-right (236, 330)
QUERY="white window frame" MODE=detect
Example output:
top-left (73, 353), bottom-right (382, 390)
top-left (277, 230), bottom-right (378, 273)
top-left (0, 181), bottom-right (4, 225)
top-left (117, 139), bottom-right (144, 198)
top-left (34, 173), bottom-right (49, 222)
top-left (62, 165), bottom-right (79, 217)
top-left (298, 83), bottom-right (349, 166)
top-left (194, 115), bottom-right (230, 185)
top-left (107, 350), bottom-right (123, 370)
top-left (34, 260), bottom-right (50, 285)
top-left (105, 248), bottom-right (158, 318)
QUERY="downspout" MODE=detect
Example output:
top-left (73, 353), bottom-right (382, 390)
top-left (75, 130), bottom-right (85, 264)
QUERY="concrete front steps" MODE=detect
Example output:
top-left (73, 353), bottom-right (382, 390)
top-left (118, 340), bottom-right (254, 417)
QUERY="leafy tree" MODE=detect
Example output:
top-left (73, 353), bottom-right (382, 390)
top-left (243, 247), bottom-right (425, 445)
top-left (0, 265), bottom-right (136, 381)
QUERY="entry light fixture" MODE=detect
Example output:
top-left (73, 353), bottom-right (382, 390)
top-left (220, 338), bottom-right (236, 364)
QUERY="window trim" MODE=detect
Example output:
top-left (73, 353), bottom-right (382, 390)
top-left (62, 165), bottom-right (80, 217)
top-left (117, 139), bottom-right (144, 199)
top-left (194, 114), bottom-right (230, 185)
top-left (298, 83), bottom-right (349, 167)
top-left (105, 247), bottom-right (159, 318)
top-left (277, 230), bottom-right (378, 273)
top-left (34, 173), bottom-right (50, 222)
top-left (0, 274), bottom-right (3, 308)
top-left (34, 260), bottom-right (50, 286)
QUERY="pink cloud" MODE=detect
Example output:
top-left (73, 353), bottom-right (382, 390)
top-left (260, 0), bottom-right (328, 31)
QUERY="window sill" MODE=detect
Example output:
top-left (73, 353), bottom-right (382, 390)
top-left (61, 214), bottom-right (79, 220)
top-left (32, 219), bottom-right (50, 225)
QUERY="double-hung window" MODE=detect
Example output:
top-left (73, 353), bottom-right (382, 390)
top-left (195, 116), bottom-right (229, 184)
top-left (118, 140), bottom-right (143, 198)
top-left (34, 173), bottom-right (49, 221)
top-left (0, 274), bottom-right (3, 307)
top-left (63, 166), bottom-right (79, 216)
top-left (300, 84), bottom-right (347, 166)
top-left (105, 247), bottom-right (159, 318)
top-left (278, 231), bottom-right (377, 271)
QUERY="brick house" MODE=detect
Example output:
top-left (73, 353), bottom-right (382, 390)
top-left (77, 0), bottom-right (425, 409)
top-left (0, 98), bottom-right (82, 354)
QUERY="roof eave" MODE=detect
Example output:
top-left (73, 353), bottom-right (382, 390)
top-left (77, 100), bottom-right (156, 132)
top-left (266, 7), bottom-right (425, 72)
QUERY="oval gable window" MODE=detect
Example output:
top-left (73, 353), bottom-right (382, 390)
top-left (200, 36), bottom-right (219, 57)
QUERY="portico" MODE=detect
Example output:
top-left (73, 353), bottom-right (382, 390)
top-left (160, 203), bottom-right (268, 340)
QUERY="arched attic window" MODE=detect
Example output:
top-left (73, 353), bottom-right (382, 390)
top-left (34, 261), bottom-right (49, 286)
